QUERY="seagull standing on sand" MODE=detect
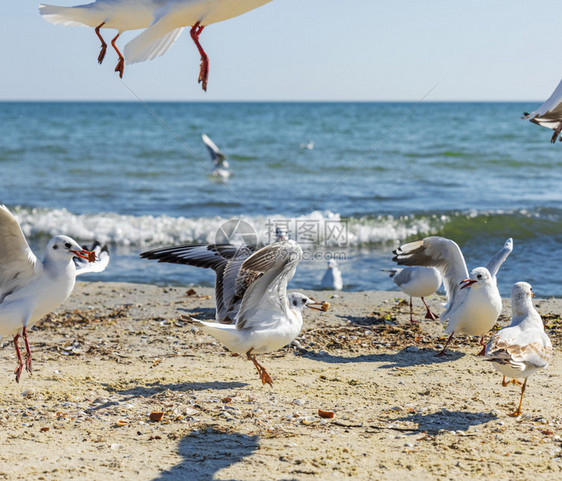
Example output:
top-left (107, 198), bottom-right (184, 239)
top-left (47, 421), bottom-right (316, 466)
top-left (382, 266), bottom-right (442, 323)
top-left (321, 259), bottom-right (343, 291)
top-left (124, 0), bottom-right (273, 90)
top-left (393, 236), bottom-right (513, 356)
top-left (202, 133), bottom-right (231, 181)
top-left (0, 205), bottom-right (94, 382)
top-left (485, 282), bottom-right (552, 417)
top-left (39, 1), bottom-right (175, 78)
top-left (141, 240), bottom-right (325, 386)
top-left (523, 78), bottom-right (562, 143)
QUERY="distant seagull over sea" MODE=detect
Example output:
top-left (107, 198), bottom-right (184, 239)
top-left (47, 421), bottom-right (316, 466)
top-left (202, 133), bottom-right (231, 181)
top-left (393, 236), bottom-right (513, 356)
top-left (382, 266), bottom-right (442, 323)
top-left (485, 282), bottom-right (552, 417)
top-left (39, 1), bottom-right (175, 78)
top-left (321, 259), bottom-right (343, 291)
top-left (140, 240), bottom-right (326, 386)
top-left (522, 78), bottom-right (562, 143)
top-left (299, 140), bottom-right (314, 150)
top-left (0, 205), bottom-right (97, 382)
top-left (124, 0), bottom-right (274, 91)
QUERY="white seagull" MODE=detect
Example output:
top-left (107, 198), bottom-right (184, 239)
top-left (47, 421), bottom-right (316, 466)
top-left (141, 240), bottom-right (325, 385)
top-left (0, 205), bottom-right (95, 382)
top-left (523, 78), bottom-right (562, 143)
top-left (393, 236), bottom-right (513, 356)
top-left (383, 266), bottom-right (442, 323)
top-left (202, 133), bottom-right (231, 181)
top-left (485, 282), bottom-right (552, 417)
top-left (124, 0), bottom-right (273, 91)
top-left (39, 1), bottom-right (176, 78)
top-left (321, 259), bottom-right (343, 291)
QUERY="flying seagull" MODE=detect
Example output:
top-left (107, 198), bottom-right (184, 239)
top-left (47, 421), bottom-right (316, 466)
top-left (522, 78), bottom-right (562, 143)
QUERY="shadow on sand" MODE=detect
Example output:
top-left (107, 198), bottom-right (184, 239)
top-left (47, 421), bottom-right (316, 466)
top-left (105, 380), bottom-right (248, 398)
top-left (389, 409), bottom-right (497, 433)
top-left (301, 346), bottom-right (465, 369)
top-left (152, 428), bottom-right (262, 481)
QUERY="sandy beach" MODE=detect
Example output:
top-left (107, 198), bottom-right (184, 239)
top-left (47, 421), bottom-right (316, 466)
top-left (0, 281), bottom-right (560, 480)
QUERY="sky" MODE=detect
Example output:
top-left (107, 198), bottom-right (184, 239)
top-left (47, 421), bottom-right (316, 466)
top-left (2, 0), bottom-right (562, 101)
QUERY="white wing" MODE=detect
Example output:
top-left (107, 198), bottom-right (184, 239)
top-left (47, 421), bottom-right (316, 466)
top-left (202, 133), bottom-right (226, 163)
top-left (486, 238), bottom-right (513, 279)
top-left (393, 236), bottom-right (468, 314)
top-left (236, 240), bottom-right (303, 330)
top-left (0, 205), bottom-right (38, 302)
top-left (74, 242), bottom-right (110, 276)
top-left (524, 78), bottom-right (562, 120)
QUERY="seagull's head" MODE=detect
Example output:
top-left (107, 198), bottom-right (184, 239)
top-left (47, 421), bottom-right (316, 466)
top-left (287, 292), bottom-right (325, 312)
top-left (46, 235), bottom-right (92, 262)
top-left (512, 282), bottom-right (534, 303)
top-left (460, 267), bottom-right (494, 290)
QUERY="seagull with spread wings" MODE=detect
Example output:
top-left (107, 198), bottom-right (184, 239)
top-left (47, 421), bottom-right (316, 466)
top-left (485, 282), bottom-right (552, 417)
top-left (0, 205), bottom-right (97, 382)
top-left (141, 239), bottom-right (325, 385)
top-left (523, 78), bottom-right (562, 143)
top-left (393, 236), bottom-right (513, 356)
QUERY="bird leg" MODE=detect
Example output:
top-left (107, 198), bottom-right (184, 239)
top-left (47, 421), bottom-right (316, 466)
top-left (22, 327), bottom-right (33, 375)
top-left (95, 22), bottom-right (107, 64)
top-left (246, 350), bottom-right (273, 387)
top-left (476, 336), bottom-right (487, 356)
top-left (508, 377), bottom-right (527, 417)
top-left (501, 376), bottom-right (522, 387)
top-left (408, 297), bottom-right (417, 323)
top-left (421, 297), bottom-right (439, 321)
top-left (111, 33), bottom-right (125, 78)
top-left (13, 333), bottom-right (24, 383)
top-left (550, 122), bottom-right (562, 143)
top-left (435, 332), bottom-right (454, 357)
top-left (190, 22), bottom-right (209, 91)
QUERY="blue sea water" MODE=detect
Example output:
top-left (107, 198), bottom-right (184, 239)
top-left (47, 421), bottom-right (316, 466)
top-left (1, 101), bottom-right (561, 297)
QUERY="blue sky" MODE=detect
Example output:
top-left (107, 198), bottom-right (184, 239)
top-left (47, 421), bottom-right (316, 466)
top-left (2, 1), bottom-right (561, 101)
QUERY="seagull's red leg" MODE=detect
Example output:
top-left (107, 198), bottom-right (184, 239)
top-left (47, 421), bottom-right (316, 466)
top-left (111, 33), bottom-right (125, 78)
top-left (246, 350), bottom-right (273, 387)
top-left (435, 332), bottom-right (454, 357)
top-left (190, 22), bottom-right (209, 91)
top-left (95, 22), bottom-right (107, 64)
top-left (13, 333), bottom-right (24, 383)
top-left (22, 327), bottom-right (33, 375)
top-left (476, 336), bottom-right (487, 356)
top-left (421, 297), bottom-right (439, 320)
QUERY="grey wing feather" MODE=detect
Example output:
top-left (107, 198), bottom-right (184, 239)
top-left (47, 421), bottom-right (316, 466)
top-left (486, 238), bottom-right (513, 279)
top-left (202, 133), bottom-right (226, 163)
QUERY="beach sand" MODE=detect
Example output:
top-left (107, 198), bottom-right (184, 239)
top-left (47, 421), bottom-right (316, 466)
top-left (0, 281), bottom-right (560, 480)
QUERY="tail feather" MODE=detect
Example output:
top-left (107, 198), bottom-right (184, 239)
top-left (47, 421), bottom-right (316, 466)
top-left (39, 4), bottom-right (91, 27)
top-left (125, 27), bottom-right (184, 64)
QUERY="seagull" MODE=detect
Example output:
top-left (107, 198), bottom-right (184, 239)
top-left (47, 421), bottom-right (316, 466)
top-left (393, 236), bottom-right (513, 356)
top-left (0, 205), bottom-right (94, 382)
top-left (299, 140), bottom-right (314, 150)
top-left (522, 78), bottom-right (562, 143)
top-left (124, 0), bottom-right (273, 91)
top-left (485, 282), bottom-right (552, 417)
top-left (202, 133), bottom-right (231, 181)
top-left (382, 266), bottom-right (442, 323)
top-left (321, 259), bottom-right (343, 291)
top-left (140, 240), bottom-right (325, 385)
top-left (39, 1), bottom-right (177, 78)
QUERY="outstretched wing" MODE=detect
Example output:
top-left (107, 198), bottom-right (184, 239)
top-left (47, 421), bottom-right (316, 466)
top-left (236, 240), bottom-right (303, 330)
top-left (393, 236), bottom-right (468, 311)
top-left (140, 243), bottom-right (255, 322)
top-left (74, 242), bottom-right (110, 276)
top-left (486, 238), bottom-right (513, 279)
top-left (202, 133), bottom-right (226, 163)
top-left (524, 78), bottom-right (562, 123)
top-left (0, 205), bottom-right (38, 303)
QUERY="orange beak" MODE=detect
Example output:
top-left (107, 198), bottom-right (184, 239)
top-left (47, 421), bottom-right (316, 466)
top-left (306, 298), bottom-right (329, 311)
top-left (72, 249), bottom-right (95, 262)
top-left (460, 278), bottom-right (477, 289)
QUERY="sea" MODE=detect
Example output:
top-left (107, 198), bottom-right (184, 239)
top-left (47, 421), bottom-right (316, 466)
top-left (1, 101), bottom-right (561, 297)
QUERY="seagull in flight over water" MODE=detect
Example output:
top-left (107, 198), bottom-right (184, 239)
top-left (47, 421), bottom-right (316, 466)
top-left (141, 239), bottom-right (326, 386)
top-left (523, 78), bottom-right (562, 143)
top-left (0, 205), bottom-right (99, 382)
top-left (393, 236), bottom-right (513, 356)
